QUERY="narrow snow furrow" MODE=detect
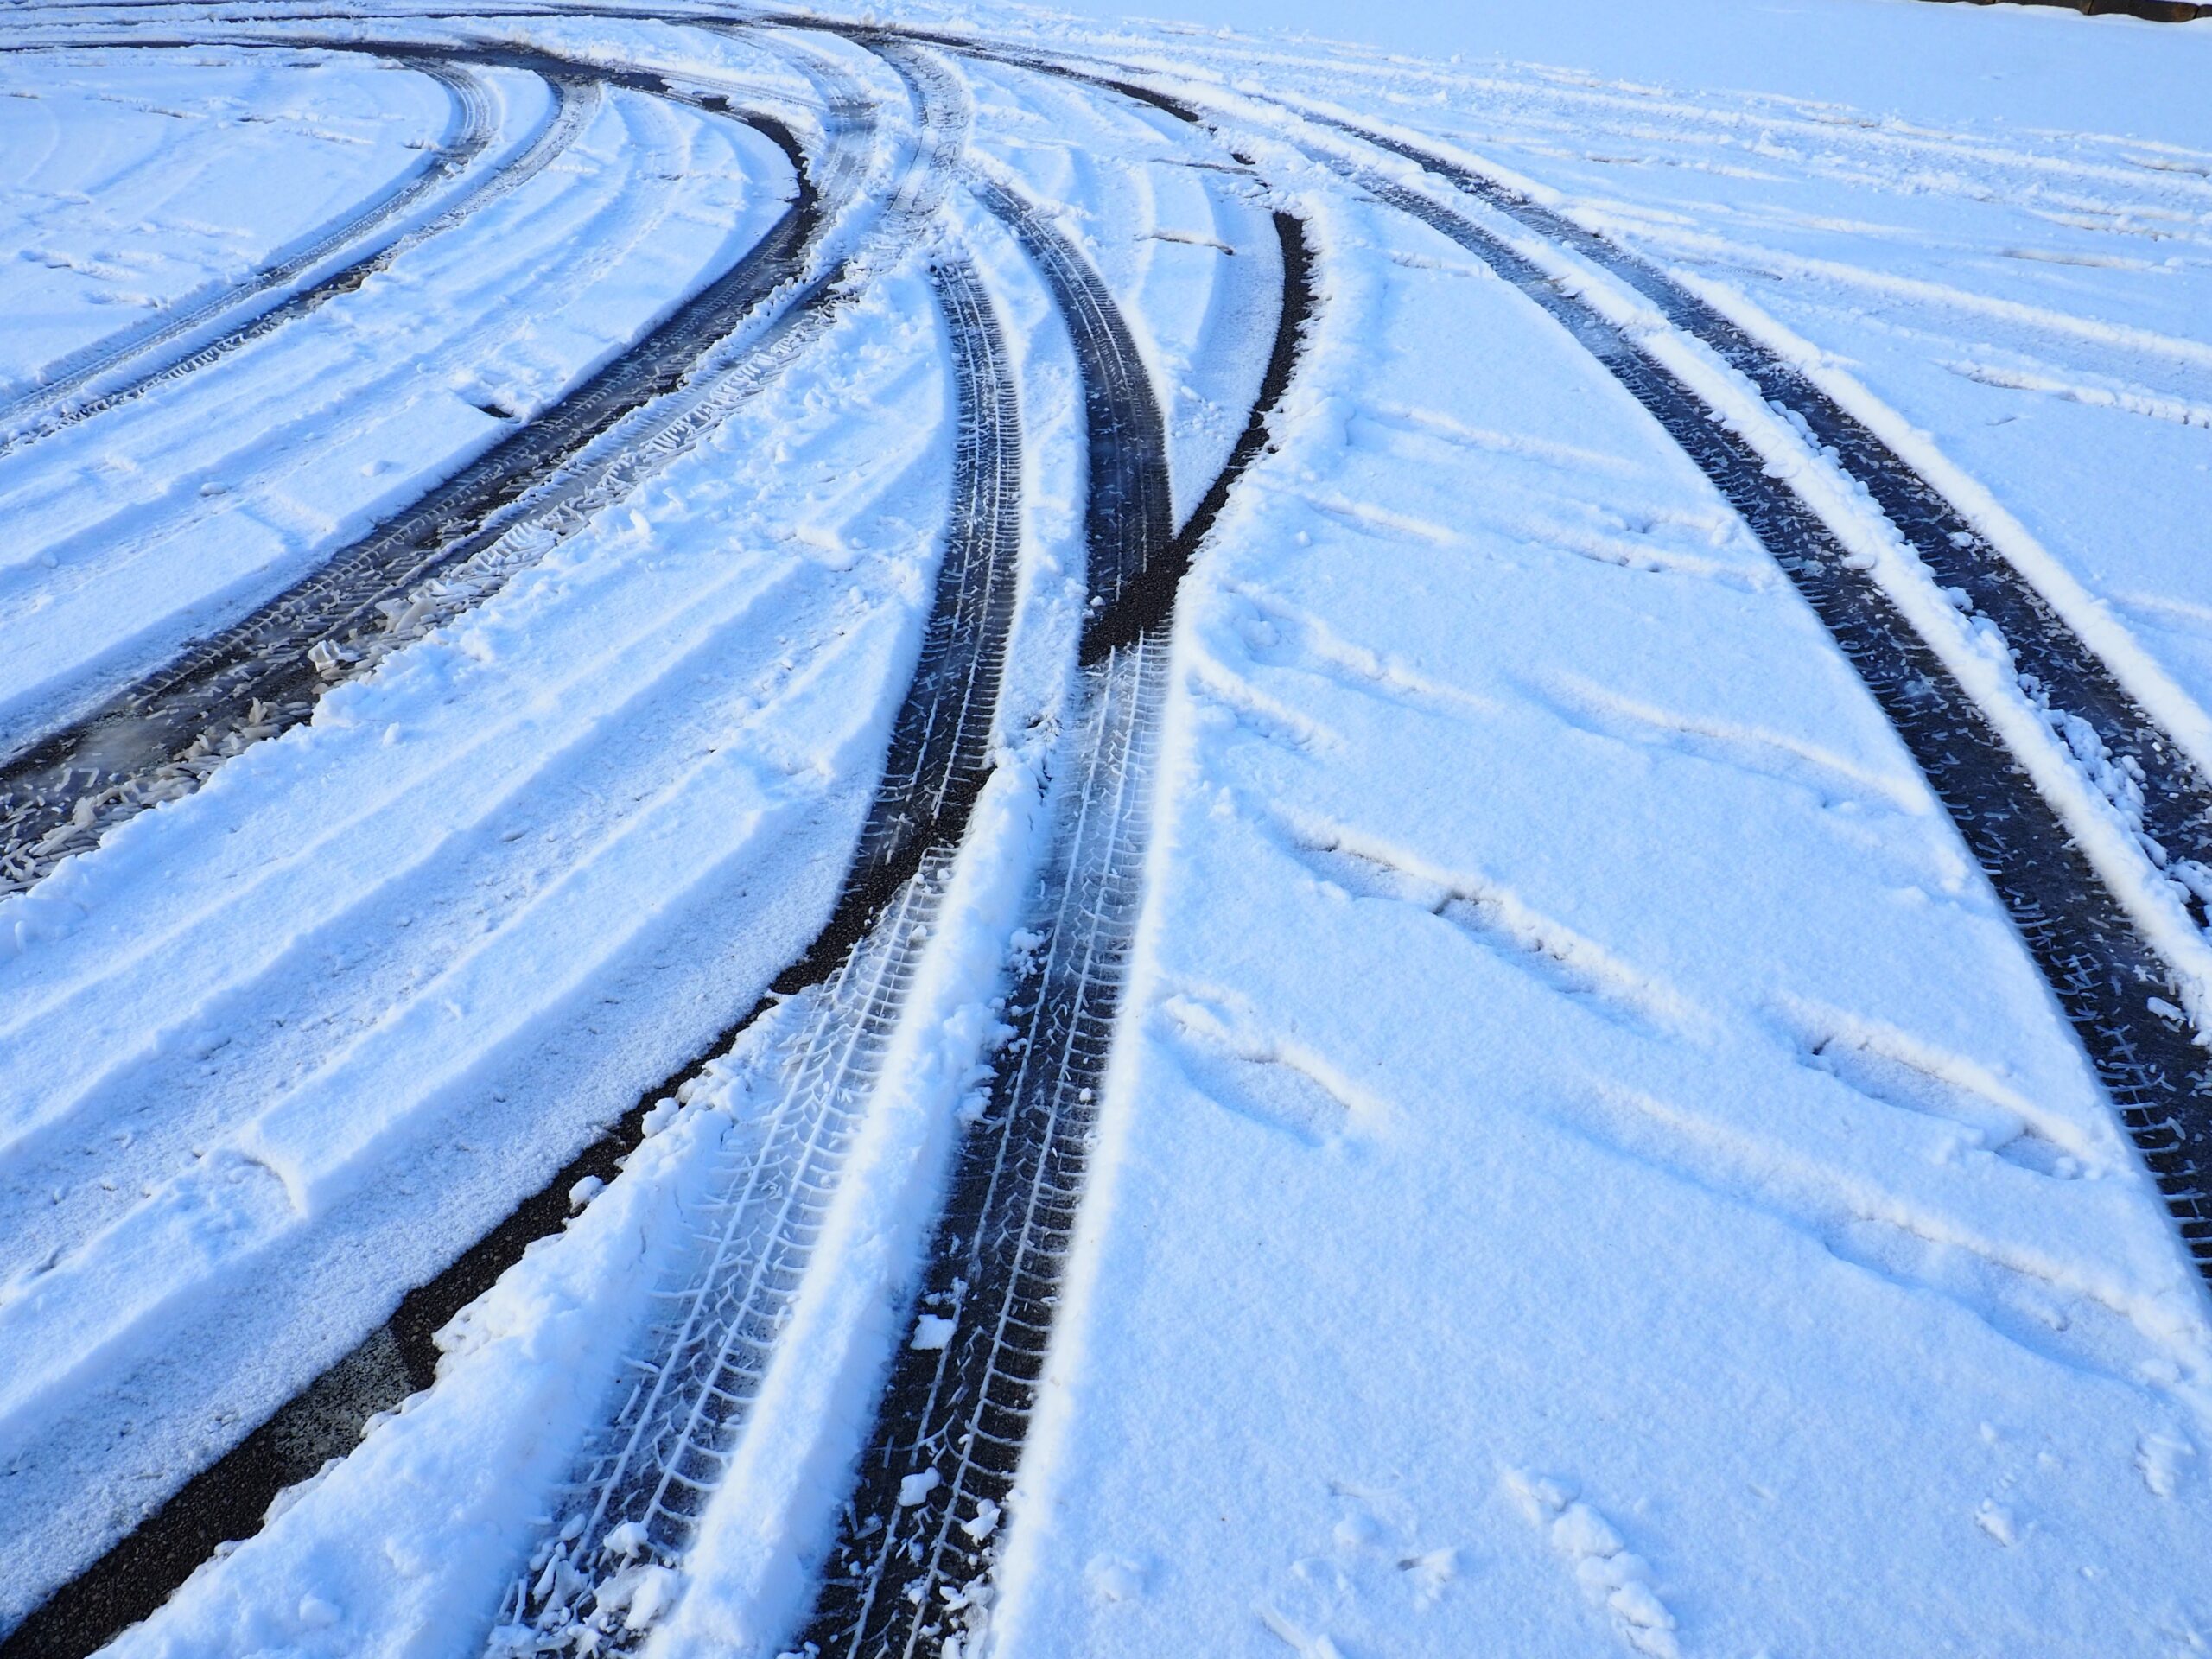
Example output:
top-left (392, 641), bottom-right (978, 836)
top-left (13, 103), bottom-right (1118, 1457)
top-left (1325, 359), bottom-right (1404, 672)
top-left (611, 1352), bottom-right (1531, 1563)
top-left (0, 54), bottom-right (499, 438)
top-left (1320, 155), bottom-right (2212, 1280)
top-left (0, 65), bottom-right (599, 461)
top-left (0, 95), bottom-right (833, 898)
top-left (1332, 119), bottom-right (2212, 918)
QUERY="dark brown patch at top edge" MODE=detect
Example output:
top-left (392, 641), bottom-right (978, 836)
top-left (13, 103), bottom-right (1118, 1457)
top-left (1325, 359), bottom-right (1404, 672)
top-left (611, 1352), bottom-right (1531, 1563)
top-left (1922, 0), bottom-right (2208, 22)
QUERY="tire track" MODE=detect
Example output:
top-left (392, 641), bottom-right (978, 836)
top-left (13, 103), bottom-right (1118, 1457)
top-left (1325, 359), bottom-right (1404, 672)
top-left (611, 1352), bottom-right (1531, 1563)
top-left (0, 73), bottom-right (844, 897)
top-left (787, 81), bottom-right (1314, 1649)
top-left (0, 64), bottom-right (601, 461)
top-left (485, 251), bottom-right (1023, 1658)
top-left (0, 35), bottom-right (984, 1654)
top-left (0, 30), bottom-right (962, 1291)
top-left (0, 53), bottom-right (499, 440)
top-left (1327, 118), bottom-right (2212, 912)
top-left (1282, 132), bottom-right (2212, 1281)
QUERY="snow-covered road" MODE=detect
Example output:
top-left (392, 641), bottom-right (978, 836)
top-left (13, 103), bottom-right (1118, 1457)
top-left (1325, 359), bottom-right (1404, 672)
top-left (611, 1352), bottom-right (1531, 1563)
top-left (3, 3), bottom-right (2210, 1656)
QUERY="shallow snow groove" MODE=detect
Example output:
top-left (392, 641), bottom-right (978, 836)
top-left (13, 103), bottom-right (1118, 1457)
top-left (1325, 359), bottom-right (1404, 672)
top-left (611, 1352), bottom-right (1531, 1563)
top-left (0, 51), bottom-right (499, 439)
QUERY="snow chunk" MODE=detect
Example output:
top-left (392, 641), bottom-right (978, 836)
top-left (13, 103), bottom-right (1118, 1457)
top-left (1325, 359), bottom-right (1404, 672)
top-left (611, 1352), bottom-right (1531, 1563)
top-left (1507, 1472), bottom-right (1680, 1657)
top-left (898, 1468), bottom-right (942, 1507)
top-left (624, 1564), bottom-right (679, 1630)
top-left (2139, 1433), bottom-right (2196, 1498)
top-left (1975, 1501), bottom-right (2018, 1547)
top-left (960, 1498), bottom-right (1001, 1541)
top-left (912, 1313), bottom-right (957, 1351)
top-left (1084, 1554), bottom-right (1146, 1604)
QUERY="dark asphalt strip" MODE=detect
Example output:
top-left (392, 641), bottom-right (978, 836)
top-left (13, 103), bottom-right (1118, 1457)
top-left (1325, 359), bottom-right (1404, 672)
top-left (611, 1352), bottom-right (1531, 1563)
top-left (789, 165), bottom-right (1313, 1656)
top-left (1325, 156), bottom-right (2212, 1285)
top-left (0, 77), bottom-right (835, 897)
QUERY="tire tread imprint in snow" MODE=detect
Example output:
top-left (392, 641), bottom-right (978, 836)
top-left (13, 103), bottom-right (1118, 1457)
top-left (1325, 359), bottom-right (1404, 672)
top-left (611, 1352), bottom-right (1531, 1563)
top-left (0, 53), bottom-right (499, 435)
top-left (789, 61), bottom-right (1314, 1655)
top-left (1313, 134), bottom-right (2212, 1281)
top-left (484, 247), bottom-right (1026, 1656)
top-left (0, 74), bottom-right (842, 896)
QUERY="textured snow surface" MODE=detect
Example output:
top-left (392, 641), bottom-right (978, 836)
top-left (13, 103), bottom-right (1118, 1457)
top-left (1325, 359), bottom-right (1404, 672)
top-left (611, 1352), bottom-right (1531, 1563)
top-left (0, 47), bottom-right (454, 389)
top-left (2, 1), bottom-right (2211, 1656)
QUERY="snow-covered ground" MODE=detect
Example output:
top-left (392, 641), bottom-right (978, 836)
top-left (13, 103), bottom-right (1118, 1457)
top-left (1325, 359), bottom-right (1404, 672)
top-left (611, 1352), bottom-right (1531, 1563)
top-left (0, 45), bottom-right (458, 391)
top-left (3, 2), bottom-right (2210, 1656)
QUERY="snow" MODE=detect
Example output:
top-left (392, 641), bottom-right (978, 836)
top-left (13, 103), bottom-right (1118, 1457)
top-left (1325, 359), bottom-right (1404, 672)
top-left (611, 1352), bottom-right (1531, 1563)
top-left (0, 60), bottom-right (793, 749)
top-left (0, 47), bottom-right (457, 391)
top-left (0, 188), bottom-right (950, 1624)
top-left (3, 1), bottom-right (2212, 1656)
top-left (974, 144), bottom-right (2209, 1656)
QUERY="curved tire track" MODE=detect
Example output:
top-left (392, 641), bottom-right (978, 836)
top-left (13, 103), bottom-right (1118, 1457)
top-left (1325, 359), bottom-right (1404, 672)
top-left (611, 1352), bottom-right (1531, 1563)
top-left (486, 251), bottom-right (1025, 1657)
top-left (1294, 131), bottom-right (2212, 1281)
top-left (0, 34), bottom-right (983, 1653)
top-left (1333, 119), bottom-right (2212, 905)
top-left (0, 53), bottom-right (499, 440)
top-left (0, 80), bottom-right (842, 897)
top-left (0, 64), bottom-right (602, 460)
top-left (788, 131), bottom-right (1313, 1656)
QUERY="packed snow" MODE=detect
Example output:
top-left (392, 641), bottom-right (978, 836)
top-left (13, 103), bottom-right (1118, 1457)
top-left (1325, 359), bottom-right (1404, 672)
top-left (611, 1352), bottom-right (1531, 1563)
top-left (3, 1), bottom-right (2210, 1656)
